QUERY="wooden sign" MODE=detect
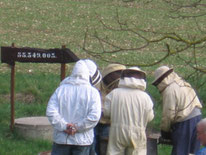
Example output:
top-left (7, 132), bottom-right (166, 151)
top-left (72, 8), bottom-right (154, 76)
top-left (1, 46), bottom-right (79, 65)
top-left (0, 45), bottom-right (79, 131)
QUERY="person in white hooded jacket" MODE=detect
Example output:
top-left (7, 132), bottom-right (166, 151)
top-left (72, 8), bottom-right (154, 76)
top-left (46, 59), bottom-right (102, 155)
top-left (103, 67), bottom-right (154, 155)
top-left (152, 66), bottom-right (202, 155)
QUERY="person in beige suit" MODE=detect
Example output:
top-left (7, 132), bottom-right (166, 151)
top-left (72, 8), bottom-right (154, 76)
top-left (103, 67), bottom-right (154, 155)
top-left (152, 66), bottom-right (202, 155)
top-left (93, 64), bottom-right (126, 155)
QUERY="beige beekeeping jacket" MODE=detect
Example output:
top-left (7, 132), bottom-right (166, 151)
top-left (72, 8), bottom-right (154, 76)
top-left (99, 78), bottom-right (120, 124)
top-left (103, 77), bottom-right (154, 155)
top-left (157, 72), bottom-right (202, 132)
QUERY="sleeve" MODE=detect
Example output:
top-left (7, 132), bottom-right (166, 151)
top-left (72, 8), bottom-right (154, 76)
top-left (102, 93), bottom-right (112, 118)
top-left (46, 91), bottom-right (67, 131)
top-left (76, 89), bottom-right (101, 132)
top-left (160, 88), bottom-right (177, 132)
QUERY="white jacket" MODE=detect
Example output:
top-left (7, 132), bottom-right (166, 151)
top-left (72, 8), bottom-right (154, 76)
top-left (46, 60), bottom-right (101, 145)
top-left (104, 77), bottom-right (154, 155)
top-left (158, 72), bottom-right (202, 132)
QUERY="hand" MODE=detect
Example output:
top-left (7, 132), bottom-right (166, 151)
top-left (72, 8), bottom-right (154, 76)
top-left (64, 124), bottom-right (77, 135)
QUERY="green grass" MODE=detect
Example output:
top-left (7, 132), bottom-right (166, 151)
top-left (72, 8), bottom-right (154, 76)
top-left (0, 72), bottom-right (57, 154)
top-left (0, 0), bottom-right (206, 154)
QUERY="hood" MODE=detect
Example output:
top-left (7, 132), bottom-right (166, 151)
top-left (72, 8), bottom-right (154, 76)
top-left (60, 60), bottom-right (91, 85)
top-left (84, 59), bottom-right (102, 86)
top-left (118, 77), bottom-right (146, 91)
top-left (157, 72), bottom-right (191, 93)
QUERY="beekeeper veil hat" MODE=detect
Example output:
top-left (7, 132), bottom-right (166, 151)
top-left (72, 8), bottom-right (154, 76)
top-left (102, 64), bottom-right (126, 86)
top-left (84, 59), bottom-right (102, 86)
top-left (152, 66), bottom-right (173, 86)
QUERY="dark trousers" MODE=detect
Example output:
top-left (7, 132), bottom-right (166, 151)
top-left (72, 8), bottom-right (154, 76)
top-left (51, 143), bottom-right (91, 155)
top-left (171, 115), bottom-right (201, 155)
top-left (93, 123), bottom-right (110, 155)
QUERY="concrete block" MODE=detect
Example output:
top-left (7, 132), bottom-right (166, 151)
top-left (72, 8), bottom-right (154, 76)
top-left (15, 116), bottom-right (53, 141)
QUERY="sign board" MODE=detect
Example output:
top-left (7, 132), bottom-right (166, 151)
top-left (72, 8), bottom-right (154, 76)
top-left (0, 45), bottom-right (79, 131)
top-left (1, 46), bottom-right (79, 65)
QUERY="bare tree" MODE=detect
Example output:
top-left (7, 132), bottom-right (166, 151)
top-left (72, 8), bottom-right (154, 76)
top-left (82, 0), bottom-right (206, 89)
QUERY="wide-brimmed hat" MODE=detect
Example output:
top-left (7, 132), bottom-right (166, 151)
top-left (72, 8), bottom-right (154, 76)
top-left (102, 64), bottom-right (126, 79)
top-left (152, 66), bottom-right (173, 86)
top-left (121, 67), bottom-right (146, 80)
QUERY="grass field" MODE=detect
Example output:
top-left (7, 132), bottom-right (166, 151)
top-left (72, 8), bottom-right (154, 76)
top-left (0, 0), bottom-right (206, 154)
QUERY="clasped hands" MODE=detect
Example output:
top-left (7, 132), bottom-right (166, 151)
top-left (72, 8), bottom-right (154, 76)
top-left (64, 123), bottom-right (77, 135)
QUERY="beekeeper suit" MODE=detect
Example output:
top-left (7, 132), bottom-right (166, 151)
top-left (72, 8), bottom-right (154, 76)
top-left (94, 64), bottom-right (126, 155)
top-left (46, 59), bottom-right (102, 155)
top-left (103, 67), bottom-right (154, 155)
top-left (152, 66), bottom-right (202, 155)
top-left (100, 64), bottom-right (127, 124)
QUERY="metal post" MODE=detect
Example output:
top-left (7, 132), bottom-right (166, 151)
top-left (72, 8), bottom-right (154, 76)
top-left (61, 45), bottom-right (66, 81)
top-left (10, 43), bottom-right (15, 131)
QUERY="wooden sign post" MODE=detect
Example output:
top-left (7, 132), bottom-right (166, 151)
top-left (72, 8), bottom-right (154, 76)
top-left (1, 44), bottom-right (79, 130)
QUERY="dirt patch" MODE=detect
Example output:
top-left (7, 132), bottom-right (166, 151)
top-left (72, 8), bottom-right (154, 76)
top-left (38, 151), bottom-right (51, 155)
top-left (0, 93), bottom-right (35, 104)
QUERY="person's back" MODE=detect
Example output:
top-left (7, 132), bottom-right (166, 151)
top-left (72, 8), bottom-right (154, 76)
top-left (49, 80), bottom-right (101, 145)
top-left (46, 59), bottom-right (102, 155)
top-left (108, 87), bottom-right (153, 128)
top-left (93, 64), bottom-right (126, 155)
top-left (161, 78), bottom-right (201, 124)
top-left (152, 66), bottom-right (202, 155)
top-left (104, 67), bottom-right (154, 155)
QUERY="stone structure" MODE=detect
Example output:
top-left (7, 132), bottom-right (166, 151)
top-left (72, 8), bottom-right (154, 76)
top-left (15, 116), bottom-right (53, 141)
